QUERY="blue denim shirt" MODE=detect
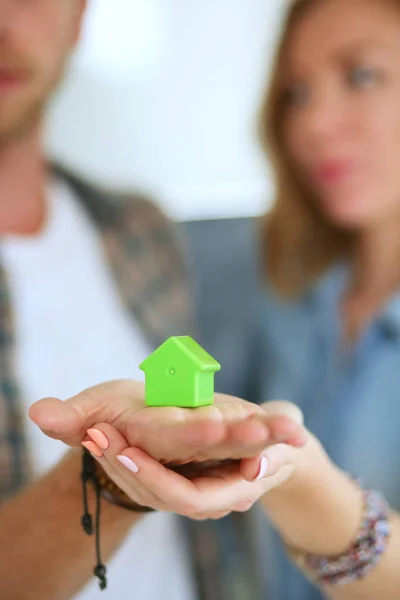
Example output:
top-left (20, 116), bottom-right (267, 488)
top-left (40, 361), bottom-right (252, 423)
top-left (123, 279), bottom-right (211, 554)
top-left (254, 263), bottom-right (400, 600)
top-left (184, 219), bottom-right (400, 599)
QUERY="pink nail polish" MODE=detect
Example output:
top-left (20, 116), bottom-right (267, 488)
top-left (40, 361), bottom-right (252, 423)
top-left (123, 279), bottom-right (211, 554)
top-left (87, 428), bottom-right (109, 450)
top-left (117, 455), bottom-right (139, 474)
top-left (82, 441), bottom-right (103, 457)
top-left (255, 456), bottom-right (268, 480)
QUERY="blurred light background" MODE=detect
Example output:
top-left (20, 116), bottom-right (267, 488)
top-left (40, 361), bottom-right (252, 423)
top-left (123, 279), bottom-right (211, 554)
top-left (44, 0), bottom-right (287, 220)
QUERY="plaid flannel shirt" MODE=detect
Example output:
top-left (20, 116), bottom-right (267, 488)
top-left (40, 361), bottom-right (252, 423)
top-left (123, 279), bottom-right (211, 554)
top-left (0, 166), bottom-right (262, 600)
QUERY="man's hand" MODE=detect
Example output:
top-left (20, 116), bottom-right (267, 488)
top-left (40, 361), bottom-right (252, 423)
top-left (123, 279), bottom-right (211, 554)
top-left (29, 380), bottom-right (306, 465)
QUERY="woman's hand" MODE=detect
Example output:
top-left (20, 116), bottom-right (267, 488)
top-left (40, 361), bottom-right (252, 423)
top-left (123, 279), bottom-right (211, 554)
top-left (241, 400), bottom-right (310, 485)
top-left (29, 381), bottom-right (305, 466)
top-left (82, 403), bottom-right (308, 520)
top-left (253, 402), bottom-right (363, 559)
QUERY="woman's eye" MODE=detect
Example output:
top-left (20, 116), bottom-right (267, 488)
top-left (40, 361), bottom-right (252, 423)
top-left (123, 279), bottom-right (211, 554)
top-left (284, 83), bottom-right (310, 108)
top-left (348, 65), bottom-right (378, 88)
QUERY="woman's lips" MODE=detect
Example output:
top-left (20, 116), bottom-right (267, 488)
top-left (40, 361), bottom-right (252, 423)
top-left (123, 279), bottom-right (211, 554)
top-left (311, 159), bottom-right (360, 186)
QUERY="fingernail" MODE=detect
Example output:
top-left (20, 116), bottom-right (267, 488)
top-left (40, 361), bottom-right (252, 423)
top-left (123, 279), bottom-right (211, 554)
top-left (87, 428), bottom-right (109, 450)
top-left (255, 456), bottom-right (268, 480)
top-left (117, 455), bottom-right (139, 474)
top-left (82, 441), bottom-right (103, 457)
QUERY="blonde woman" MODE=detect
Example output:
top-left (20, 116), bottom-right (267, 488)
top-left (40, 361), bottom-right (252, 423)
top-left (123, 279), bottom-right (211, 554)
top-left (248, 0), bottom-right (400, 598)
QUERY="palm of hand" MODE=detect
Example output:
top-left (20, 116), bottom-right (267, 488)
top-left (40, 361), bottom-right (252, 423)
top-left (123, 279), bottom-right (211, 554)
top-left (29, 379), bottom-right (273, 464)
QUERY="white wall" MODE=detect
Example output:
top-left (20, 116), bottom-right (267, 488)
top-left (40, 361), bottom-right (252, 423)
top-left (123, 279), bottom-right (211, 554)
top-left (44, 1), bottom-right (287, 220)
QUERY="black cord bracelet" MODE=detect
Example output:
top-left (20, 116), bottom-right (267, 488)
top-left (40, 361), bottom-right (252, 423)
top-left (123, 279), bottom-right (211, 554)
top-left (80, 449), bottom-right (155, 590)
top-left (81, 449), bottom-right (107, 590)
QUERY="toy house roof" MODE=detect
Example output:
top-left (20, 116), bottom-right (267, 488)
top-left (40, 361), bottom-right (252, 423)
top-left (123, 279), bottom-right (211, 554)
top-left (140, 336), bottom-right (221, 373)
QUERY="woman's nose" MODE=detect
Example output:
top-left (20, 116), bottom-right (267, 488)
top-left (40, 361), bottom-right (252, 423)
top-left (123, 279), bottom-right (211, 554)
top-left (301, 87), bottom-right (345, 147)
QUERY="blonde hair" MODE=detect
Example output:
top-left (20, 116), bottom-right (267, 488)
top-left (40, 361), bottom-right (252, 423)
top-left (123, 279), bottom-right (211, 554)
top-left (260, 0), bottom-right (352, 297)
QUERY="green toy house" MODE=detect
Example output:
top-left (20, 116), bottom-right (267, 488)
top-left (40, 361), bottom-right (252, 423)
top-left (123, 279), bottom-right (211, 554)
top-left (139, 336), bottom-right (221, 407)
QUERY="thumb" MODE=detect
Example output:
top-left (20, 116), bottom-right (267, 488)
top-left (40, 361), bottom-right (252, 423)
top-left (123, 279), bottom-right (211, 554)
top-left (28, 380), bottom-right (145, 447)
top-left (28, 397), bottom-right (87, 446)
top-left (240, 442), bottom-right (298, 483)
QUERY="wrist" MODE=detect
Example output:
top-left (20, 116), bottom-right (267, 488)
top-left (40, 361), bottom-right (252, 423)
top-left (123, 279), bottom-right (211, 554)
top-left (94, 461), bottom-right (155, 513)
top-left (262, 437), bottom-right (363, 555)
top-left (81, 449), bottom-right (149, 590)
top-left (81, 449), bottom-right (155, 513)
top-left (286, 484), bottom-right (392, 588)
top-left (262, 431), bottom-right (328, 498)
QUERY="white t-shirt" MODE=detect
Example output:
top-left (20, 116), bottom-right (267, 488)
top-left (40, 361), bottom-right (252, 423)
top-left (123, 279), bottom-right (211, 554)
top-left (0, 178), bottom-right (195, 600)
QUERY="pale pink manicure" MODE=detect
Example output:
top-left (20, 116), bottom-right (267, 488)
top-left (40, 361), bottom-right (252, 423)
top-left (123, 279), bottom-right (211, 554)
top-left (117, 455), bottom-right (139, 474)
top-left (87, 428), bottom-right (109, 450)
top-left (255, 456), bottom-right (268, 480)
top-left (82, 441), bottom-right (103, 457)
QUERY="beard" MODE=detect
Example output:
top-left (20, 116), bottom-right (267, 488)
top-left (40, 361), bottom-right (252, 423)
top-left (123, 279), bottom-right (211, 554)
top-left (0, 51), bottom-right (69, 149)
top-left (0, 96), bottom-right (45, 147)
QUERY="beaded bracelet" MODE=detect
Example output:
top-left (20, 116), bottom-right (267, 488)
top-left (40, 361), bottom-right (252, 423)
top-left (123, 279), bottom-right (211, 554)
top-left (286, 481), bottom-right (391, 587)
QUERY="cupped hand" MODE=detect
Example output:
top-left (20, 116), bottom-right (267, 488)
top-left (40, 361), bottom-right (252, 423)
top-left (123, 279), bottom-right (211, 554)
top-left (29, 380), bottom-right (305, 465)
top-left (82, 409), bottom-right (308, 520)
top-left (240, 400), bottom-right (309, 483)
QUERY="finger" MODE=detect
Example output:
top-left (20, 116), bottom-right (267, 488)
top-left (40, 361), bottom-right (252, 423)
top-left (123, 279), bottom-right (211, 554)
top-left (116, 447), bottom-right (268, 516)
top-left (84, 422), bottom-right (162, 509)
top-left (121, 411), bottom-right (228, 463)
top-left (29, 380), bottom-right (144, 446)
top-left (261, 400), bottom-right (304, 425)
top-left (29, 398), bottom-right (86, 445)
top-left (82, 422), bottom-right (129, 457)
top-left (112, 447), bottom-right (210, 514)
top-left (209, 399), bottom-right (261, 421)
top-left (117, 406), bottom-right (241, 463)
top-left (89, 423), bottom-right (233, 511)
top-left (240, 443), bottom-right (298, 482)
top-left (222, 414), bottom-right (272, 459)
top-left (177, 401), bottom-right (266, 460)
top-left (129, 407), bottom-right (301, 464)
top-left (212, 393), bottom-right (265, 415)
top-left (263, 415), bottom-right (308, 448)
top-left (86, 424), bottom-right (170, 508)
top-left (154, 410), bottom-right (268, 464)
top-left (191, 509), bottom-right (231, 521)
top-left (226, 413), bottom-right (307, 461)
top-left (115, 445), bottom-right (260, 516)
top-left (143, 401), bottom-right (265, 463)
